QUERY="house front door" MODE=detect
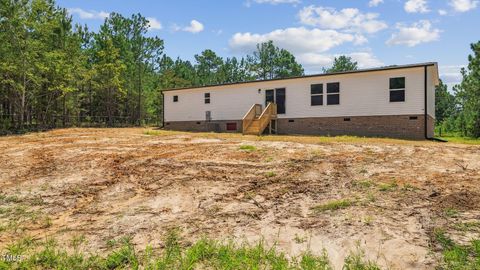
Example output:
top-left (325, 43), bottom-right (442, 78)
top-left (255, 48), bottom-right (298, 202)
top-left (265, 88), bottom-right (286, 114)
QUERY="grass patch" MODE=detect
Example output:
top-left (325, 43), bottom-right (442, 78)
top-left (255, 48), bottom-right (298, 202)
top-left (311, 199), bottom-right (354, 213)
top-left (444, 208), bottom-right (459, 218)
top-left (0, 231), bottom-right (391, 269)
top-left (2, 232), bottom-right (334, 270)
top-left (378, 182), bottom-right (398, 192)
top-left (437, 135), bottom-right (480, 145)
top-left (265, 171), bottom-right (277, 178)
top-left (434, 228), bottom-right (480, 269)
top-left (353, 179), bottom-right (375, 189)
top-left (343, 246), bottom-right (381, 270)
top-left (455, 222), bottom-right (480, 232)
top-left (141, 128), bottom-right (447, 146)
top-left (239, 145), bottom-right (257, 152)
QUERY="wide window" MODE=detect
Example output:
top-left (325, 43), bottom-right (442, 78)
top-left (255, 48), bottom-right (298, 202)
top-left (327, 83), bottom-right (340, 105)
top-left (389, 77), bottom-right (405, 102)
top-left (205, 93), bottom-right (210, 104)
top-left (311, 84), bottom-right (323, 106)
top-left (173, 95), bottom-right (178, 102)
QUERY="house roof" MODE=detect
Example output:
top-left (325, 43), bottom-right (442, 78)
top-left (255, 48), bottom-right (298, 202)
top-left (162, 62), bottom-right (438, 92)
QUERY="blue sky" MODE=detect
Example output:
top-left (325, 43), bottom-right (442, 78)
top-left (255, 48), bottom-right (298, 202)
top-left (60, 0), bottom-right (479, 88)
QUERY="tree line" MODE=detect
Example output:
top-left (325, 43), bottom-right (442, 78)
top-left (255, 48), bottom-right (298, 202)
top-left (1, 0), bottom-right (478, 138)
top-left (0, 0), bottom-right (304, 134)
top-left (435, 42), bottom-right (480, 138)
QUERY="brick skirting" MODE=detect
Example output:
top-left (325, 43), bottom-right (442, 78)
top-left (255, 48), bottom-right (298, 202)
top-left (164, 114), bottom-right (435, 139)
top-left (164, 120), bottom-right (243, 133)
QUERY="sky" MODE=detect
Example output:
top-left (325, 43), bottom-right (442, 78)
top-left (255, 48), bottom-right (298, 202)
top-left (59, 0), bottom-right (480, 89)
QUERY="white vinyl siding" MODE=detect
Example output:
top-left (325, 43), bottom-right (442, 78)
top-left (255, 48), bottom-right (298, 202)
top-left (164, 66), bottom-right (436, 122)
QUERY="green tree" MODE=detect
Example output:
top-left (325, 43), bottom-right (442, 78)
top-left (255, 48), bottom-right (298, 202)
top-left (455, 41), bottom-right (480, 137)
top-left (323, 56), bottom-right (358, 73)
top-left (218, 57), bottom-right (254, 83)
top-left (249, 41), bottom-right (304, 80)
top-left (435, 79), bottom-right (456, 125)
top-left (194, 49), bottom-right (224, 85)
top-left (91, 36), bottom-right (126, 126)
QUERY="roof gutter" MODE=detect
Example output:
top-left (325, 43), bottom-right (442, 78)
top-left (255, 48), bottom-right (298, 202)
top-left (424, 66), bottom-right (429, 140)
top-left (161, 91), bottom-right (165, 128)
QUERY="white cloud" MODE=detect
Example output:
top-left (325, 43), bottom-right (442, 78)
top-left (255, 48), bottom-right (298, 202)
top-left (368, 0), bottom-right (384, 7)
top-left (172, 20), bottom-right (204, 33)
top-left (298, 6), bottom-right (388, 34)
top-left (229, 27), bottom-right (382, 73)
top-left (146, 17), bottom-right (162, 31)
top-left (184, 20), bottom-right (204, 33)
top-left (67, 8), bottom-right (109, 20)
top-left (449, 0), bottom-right (479, 12)
top-left (387, 20), bottom-right (441, 47)
top-left (438, 9), bottom-right (448, 15)
top-left (439, 65), bottom-right (467, 90)
top-left (298, 52), bottom-right (384, 73)
top-left (229, 27), bottom-right (357, 54)
top-left (404, 0), bottom-right (430, 13)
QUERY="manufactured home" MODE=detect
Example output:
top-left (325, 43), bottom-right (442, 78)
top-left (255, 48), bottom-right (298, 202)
top-left (162, 62), bottom-right (439, 139)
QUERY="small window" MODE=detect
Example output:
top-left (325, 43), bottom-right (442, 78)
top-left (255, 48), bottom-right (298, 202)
top-left (389, 77), bottom-right (405, 102)
top-left (226, 123), bottom-right (237, 131)
top-left (205, 93), bottom-right (210, 104)
top-left (344, 118), bottom-right (351, 122)
top-left (173, 95), bottom-right (178, 102)
top-left (288, 119), bottom-right (295, 123)
top-left (409, 116), bottom-right (418, 120)
top-left (311, 84), bottom-right (323, 106)
top-left (327, 83), bottom-right (340, 105)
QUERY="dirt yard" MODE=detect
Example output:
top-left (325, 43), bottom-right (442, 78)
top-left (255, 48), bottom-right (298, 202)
top-left (0, 128), bottom-right (479, 269)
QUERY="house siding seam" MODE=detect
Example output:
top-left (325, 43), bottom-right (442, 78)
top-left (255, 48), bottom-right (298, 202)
top-left (164, 114), bottom-right (435, 140)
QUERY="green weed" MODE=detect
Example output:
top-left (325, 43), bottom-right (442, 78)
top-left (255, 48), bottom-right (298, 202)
top-left (239, 145), bottom-right (257, 151)
top-left (434, 228), bottom-right (480, 269)
top-left (311, 199), bottom-right (354, 213)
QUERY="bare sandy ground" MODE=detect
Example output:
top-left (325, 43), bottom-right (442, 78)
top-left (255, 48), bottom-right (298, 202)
top-left (0, 128), bottom-right (479, 269)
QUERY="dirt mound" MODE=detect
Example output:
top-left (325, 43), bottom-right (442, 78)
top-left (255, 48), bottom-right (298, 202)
top-left (436, 191), bottom-right (480, 211)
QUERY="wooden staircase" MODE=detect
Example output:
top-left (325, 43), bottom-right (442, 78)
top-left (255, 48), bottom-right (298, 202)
top-left (242, 103), bottom-right (277, 135)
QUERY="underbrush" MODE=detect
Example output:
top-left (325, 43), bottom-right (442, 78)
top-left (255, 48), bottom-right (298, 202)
top-left (0, 231), bottom-right (383, 270)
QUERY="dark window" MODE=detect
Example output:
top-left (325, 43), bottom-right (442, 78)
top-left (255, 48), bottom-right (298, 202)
top-left (390, 77), bottom-right (405, 89)
top-left (275, 88), bottom-right (286, 114)
top-left (265, 89), bottom-right (274, 106)
top-left (344, 118), bottom-right (351, 122)
top-left (327, 82), bottom-right (340, 105)
top-left (311, 95), bottom-right (323, 106)
top-left (166, 122), bottom-right (170, 125)
top-left (311, 84), bottom-right (323, 95)
top-left (409, 116), bottom-right (418, 120)
top-left (226, 123), bottom-right (237, 131)
top-left (327, 83), bottom-right (340, 93)
top-left (288, 119), bottom-right (295, 123)
top-left (173, 95), bottom-right (178, 102)
top-left (389, 77), bottom-right (405, 102)
top-left (390, 90), bottom-right (405, 102)
top-left (327, 94), bottom-right (340, 105)
top-left (196, 122), bottom-right (201, 124)
top-left (310, 84), bottom-right (323, 106)
top-left (205, 93), bottom-right (210, 104)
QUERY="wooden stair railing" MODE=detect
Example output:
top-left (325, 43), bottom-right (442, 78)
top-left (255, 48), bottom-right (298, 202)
top-left (242, 103), bottom-right (277, 135)
top-left (242, 104), bottom-right (262, 133)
